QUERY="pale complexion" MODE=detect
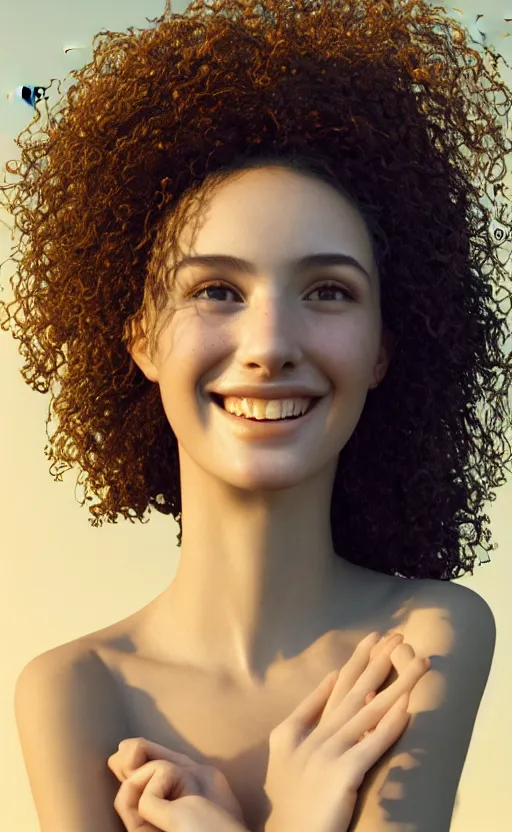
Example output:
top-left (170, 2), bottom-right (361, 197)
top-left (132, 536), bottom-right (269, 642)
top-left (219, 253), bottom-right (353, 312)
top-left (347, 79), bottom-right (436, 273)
top-left (129, 168), bottom-right (394, 689)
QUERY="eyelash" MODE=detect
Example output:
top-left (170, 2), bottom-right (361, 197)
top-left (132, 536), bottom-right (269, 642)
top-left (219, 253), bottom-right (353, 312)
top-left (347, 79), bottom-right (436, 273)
top-left (189, 279), bottom-right (357, 303)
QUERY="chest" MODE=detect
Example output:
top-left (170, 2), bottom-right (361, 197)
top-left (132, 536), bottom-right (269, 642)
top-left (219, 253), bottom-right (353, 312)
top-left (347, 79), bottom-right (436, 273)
top-left (104, 648), bottom-right (348, 831)
top-left (98, 581), bottom-right (417, 831)
top-left (99, 621), bottom-right (409, 831)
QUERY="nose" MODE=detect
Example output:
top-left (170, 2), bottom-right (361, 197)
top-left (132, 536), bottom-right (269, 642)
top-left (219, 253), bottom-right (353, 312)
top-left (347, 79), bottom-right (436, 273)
top-left (235, 294), bottom-right (302, 374)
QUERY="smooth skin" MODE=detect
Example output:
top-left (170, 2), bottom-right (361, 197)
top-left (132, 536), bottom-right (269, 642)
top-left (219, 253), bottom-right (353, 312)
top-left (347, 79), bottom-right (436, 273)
top-left (110, 632), bottom-right (430, 832)
top-left (264, 632), bottom-right (430, 832)
top-left (110, 741), bottom-right (246, 831)
top-left (128, 166), bottom-right (395, 686)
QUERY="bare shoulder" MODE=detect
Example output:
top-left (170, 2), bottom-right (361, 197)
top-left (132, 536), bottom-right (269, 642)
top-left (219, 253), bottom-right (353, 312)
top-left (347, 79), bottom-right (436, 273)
top-left (15, 636), bottom-right (130, 832)
top-left (415, 573), bottom-right (495, 612)
top-left (405, 576), bottom-right (496, 658)
top-left (350, 578), bottom-right (496, 830)
top-left (16, 630), bottom-right (127, 702)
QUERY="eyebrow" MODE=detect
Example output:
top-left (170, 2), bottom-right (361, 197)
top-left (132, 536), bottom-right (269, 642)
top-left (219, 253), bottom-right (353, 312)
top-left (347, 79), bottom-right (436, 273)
top-left (174, 252), bottom-right (372, 285)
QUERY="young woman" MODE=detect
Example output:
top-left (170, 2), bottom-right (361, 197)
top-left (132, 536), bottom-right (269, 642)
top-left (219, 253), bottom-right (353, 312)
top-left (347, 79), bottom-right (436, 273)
top-left (3, 1), bottom-right (510, 831)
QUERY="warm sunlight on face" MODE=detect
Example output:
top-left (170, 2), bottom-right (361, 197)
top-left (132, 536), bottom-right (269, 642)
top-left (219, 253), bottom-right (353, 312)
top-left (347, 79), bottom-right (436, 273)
top-left (133, 167), bottom-right (391, 493)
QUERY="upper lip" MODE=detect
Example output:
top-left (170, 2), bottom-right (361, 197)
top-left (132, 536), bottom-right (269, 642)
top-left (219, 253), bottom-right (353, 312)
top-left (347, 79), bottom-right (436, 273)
top-left (208, 386), bottom-right (326, 399)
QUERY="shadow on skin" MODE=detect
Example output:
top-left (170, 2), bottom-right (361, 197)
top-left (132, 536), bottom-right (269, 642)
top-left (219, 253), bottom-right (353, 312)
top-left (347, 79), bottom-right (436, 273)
top-left (103, 587), bottom-right (476, 832)
top-left (347, 590), bottom-right (486, 832)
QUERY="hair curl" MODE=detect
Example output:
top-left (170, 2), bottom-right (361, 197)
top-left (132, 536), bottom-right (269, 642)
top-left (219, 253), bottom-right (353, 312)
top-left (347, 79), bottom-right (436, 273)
top-left (1, 0), bottom-right (511, 580)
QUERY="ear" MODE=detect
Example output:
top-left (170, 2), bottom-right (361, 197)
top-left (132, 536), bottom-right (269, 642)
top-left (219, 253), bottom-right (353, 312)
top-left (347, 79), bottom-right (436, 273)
top-left (127, 319), bottom-right (159, 383)
top-left (370, 328), bottom-right (395, 389)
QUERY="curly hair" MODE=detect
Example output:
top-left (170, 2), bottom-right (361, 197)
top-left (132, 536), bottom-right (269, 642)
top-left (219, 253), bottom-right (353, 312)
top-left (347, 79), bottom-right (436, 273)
top-left (1, 0), bottom-right (511, 580)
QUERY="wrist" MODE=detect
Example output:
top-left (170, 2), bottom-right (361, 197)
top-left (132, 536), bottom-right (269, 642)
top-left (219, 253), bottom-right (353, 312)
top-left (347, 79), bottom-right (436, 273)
top-left (187, 797), bottom-right (251, 832)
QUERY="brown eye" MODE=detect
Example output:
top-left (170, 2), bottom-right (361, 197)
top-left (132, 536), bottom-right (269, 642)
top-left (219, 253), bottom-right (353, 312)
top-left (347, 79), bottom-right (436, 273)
top-left (189, 278), bottom-right (356, 303)
top-left (191, 282), bottom-right (240, 302)
top-left (306, 282), bottom-right (355, 302)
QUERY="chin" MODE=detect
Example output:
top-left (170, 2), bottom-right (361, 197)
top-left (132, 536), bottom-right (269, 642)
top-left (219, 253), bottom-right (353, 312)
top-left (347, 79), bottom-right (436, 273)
top-left (213, 463), bottom-right (318, 493)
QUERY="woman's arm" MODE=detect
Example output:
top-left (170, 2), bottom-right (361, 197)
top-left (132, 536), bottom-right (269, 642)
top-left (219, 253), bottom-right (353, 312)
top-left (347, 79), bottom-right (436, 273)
top-left (347, 581), bottom-right (496, 832)
top-left (14, 642), bottom-right (130, 832)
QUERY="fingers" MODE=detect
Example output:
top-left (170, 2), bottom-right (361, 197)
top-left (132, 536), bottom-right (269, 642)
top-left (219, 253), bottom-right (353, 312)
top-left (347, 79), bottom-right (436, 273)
top-left (108, 738), bottom-right (149, 781)
top-left (334, 652), bottom-right (429, 753)
top-left (388, 640), bottom-right (420, 673)
top-left (134, 768), bottom-right (206, 832)
top-left (108, 737), bottom-right (201, 782)
top-left (114, 760), bottom-right (204, 830)
top-left (274, 669), bottom-right (340, 746)
top-left (339, 694), bottom-right (412, 791)
top-left (368, 631), bottom-right (403, 662)
top-left (322, 632), bottom-right (381, 719)
top-left (347, 634), bottom-right (405, 706)
top-left (322, 633), bottom-right (404, 725)
top-left (113, 762), bottom-right (168, 831)
top-left (129, 760), bottom-right (202, 801)
top-left (277, 632), bottom-right (386, 739)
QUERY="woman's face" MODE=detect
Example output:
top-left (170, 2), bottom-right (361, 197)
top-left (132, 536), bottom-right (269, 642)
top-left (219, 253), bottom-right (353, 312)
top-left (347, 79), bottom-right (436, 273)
top-left (131, 167), bottom-right (392, 491)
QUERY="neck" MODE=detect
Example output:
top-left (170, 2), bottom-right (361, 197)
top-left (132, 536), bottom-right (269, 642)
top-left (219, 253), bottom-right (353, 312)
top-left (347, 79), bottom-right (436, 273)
top-left (150, 448), bottom-right (357, 686)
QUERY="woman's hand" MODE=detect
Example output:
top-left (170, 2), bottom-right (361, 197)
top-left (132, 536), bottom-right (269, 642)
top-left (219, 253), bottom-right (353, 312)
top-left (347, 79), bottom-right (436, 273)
top-left (263, 631), bottom-right (431, 832)
top-left (108, 738), bottom-right (246, 831)
top-left (112, 759), bottom-right (250, 832)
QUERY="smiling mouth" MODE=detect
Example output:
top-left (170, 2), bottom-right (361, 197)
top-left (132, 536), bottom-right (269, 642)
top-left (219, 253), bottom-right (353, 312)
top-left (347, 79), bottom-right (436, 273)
top-left (209, 393), bottom-right (320, 421)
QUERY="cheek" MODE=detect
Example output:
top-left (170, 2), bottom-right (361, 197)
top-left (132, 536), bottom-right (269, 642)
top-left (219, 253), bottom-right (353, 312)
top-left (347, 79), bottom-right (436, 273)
top-left (315, 327), bottom-right (376, 383)
top-left (164, 315), bottom-right (227, 367)
top-left (156, 351), bottom-right (212, 431)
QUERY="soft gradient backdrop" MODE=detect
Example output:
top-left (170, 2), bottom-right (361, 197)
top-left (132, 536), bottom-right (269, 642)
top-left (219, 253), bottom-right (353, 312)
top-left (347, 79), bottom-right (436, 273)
top-left (1, 1), bottom-right (511, 830)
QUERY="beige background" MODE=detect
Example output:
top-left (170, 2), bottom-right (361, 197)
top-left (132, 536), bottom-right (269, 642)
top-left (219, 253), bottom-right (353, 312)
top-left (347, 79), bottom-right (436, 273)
top-left (1, 1), bottom-right (511, 830)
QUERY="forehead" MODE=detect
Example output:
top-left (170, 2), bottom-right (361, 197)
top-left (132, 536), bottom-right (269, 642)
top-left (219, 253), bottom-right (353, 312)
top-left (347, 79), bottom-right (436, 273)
top-left (178, 168), bottom-right (374, 269)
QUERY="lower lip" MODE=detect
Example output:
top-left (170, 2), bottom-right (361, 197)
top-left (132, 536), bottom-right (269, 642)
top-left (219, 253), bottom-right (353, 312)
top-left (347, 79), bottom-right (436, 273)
top-left (211, 397), bottom-right (323, 439)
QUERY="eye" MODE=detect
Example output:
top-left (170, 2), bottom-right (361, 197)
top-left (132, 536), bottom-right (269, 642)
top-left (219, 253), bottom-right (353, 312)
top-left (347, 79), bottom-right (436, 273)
top-left (189, 278), bottom-right (356, 303)
top-left (306, 281), bottom-right (355, 302)
top-left (190, 282), bottom-right (241, 302)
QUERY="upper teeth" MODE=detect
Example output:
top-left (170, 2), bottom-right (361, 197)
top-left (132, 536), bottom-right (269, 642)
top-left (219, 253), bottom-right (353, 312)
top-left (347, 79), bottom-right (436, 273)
top-left (223, 397), bottom-right (312, 420)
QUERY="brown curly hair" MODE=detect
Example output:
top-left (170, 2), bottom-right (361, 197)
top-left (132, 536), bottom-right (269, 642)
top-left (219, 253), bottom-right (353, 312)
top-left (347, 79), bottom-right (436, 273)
top-left (1, 0), bottom-right (511, 580)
